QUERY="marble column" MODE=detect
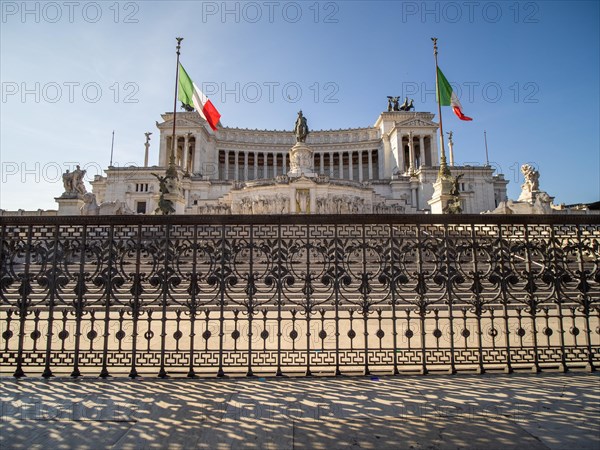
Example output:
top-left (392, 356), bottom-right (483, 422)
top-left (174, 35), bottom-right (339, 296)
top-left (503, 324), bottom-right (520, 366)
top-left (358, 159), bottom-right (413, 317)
top-left (160, 134), bottom-right (167, 166)
top-left (264, 152), bottom-right (268, 178)
top-left (282, 153), bottom-right (287, 174)
top-left (358, 150), bottom-right (363, 182)
top-left (163, 134), bottom-right (171, 167)
top-left (382, 133), bottom-right (392, 179)
top-left (368, 149), bottom-right (373, 180)
top-left (339, 151), bottom-right (344, 179)
top-left (183, 134), bottom-right (189, 170)
top-left (419, 135), bottom-right (425, 167)
top-left (234, 150), bottom-right (239, 181)
top-left (243, 152), bottom-right (249, 181)
top-left (408, 132), bottom-right (415, 175)
top-left (349, 151), bottom-right (354, 181)
top-left (320, 153), bottom-right (324, 174)
top-left (431, 133), bottom-right (439, 166)
top-left (224, 150), bottom-right (229, 180)
top-left (168, 135), bottom-right (175, 166)
top-left (329, 152), bottom-right (334, 177)
top-left (194, 134), bottom-right (201, 174)
top-left (254, 152), bottom-right (258, 180)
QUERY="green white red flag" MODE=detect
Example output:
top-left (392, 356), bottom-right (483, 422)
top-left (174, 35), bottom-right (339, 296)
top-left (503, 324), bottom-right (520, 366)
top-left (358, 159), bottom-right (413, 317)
top-left (437, 67), bottom-right (473, 121)
top-left (178, 63), bottom-right (221, 131)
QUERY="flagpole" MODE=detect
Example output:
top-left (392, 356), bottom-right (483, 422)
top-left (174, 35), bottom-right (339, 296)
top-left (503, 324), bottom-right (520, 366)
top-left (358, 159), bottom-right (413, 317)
top-left (432, 38), bottom-right (451, 178)
top-left (109, 130), bottom-right (115, 167)
top-left (484, 130), bottom-right (490, 166)
top-left (168, 37), bottom-right (183, 177)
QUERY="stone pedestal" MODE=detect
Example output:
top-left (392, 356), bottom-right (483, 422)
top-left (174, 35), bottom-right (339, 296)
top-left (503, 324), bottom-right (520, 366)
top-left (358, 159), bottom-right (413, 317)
top-left (171, 195), bottom-right (186, 214)
top-left (288, 142), bottom-right (315, 178)
top-left (428, 177), bottom-right (461, 214)
top-left (55, 196), bottom-right (84, 216)
top-left (161, 193), bottom-right (186, 215)
top-left (487, 190), bottom-right (555, 215)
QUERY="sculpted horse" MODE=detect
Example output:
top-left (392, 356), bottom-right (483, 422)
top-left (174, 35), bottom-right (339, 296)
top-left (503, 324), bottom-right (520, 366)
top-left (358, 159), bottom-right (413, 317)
top-left (399, 97), bottom-right (409, 111)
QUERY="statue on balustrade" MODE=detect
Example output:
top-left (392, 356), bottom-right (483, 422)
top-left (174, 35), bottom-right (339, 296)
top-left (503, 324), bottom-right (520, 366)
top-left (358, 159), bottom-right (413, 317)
top-left (151, 173), bottom-right (176, 215)
top-left (521, 164), bottom-right (540, 193)
top-left (399, 97), bottom-right (415, 111)
top-left (387, 96), bottom-right (400, 111)
top-left (294, 110), bottom-right (309, 143)
top-left (61, 165), bottom-right (87, 197)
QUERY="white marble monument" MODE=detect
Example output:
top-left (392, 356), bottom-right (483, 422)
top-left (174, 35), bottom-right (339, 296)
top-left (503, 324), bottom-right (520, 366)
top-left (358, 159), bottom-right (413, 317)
top-left (54, 104), bottom-right (509, 215)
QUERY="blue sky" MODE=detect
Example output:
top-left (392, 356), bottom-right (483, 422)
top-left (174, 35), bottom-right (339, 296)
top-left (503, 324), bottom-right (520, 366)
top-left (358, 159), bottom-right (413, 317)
top-left (1, 0), bottom-right (599, 210)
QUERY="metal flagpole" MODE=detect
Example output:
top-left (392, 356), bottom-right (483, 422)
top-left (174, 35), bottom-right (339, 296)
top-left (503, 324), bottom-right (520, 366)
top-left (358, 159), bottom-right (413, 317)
top-left (484, 130), bottom-right (490, 166)
top-left (109, 130), bottom-right (115, 167)
top-left (167, 37), bottom-right (183, 178)
top-left (432, 38), bottom-right (451, 178)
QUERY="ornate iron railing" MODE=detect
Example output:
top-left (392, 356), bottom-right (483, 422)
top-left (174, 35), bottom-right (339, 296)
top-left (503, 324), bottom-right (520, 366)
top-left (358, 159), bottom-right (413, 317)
top-left (1, 214), bottom-right (598, 378)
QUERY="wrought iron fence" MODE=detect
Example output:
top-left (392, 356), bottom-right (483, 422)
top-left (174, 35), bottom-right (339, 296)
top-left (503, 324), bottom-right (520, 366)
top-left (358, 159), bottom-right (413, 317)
top-left (1, 214), bottom-right (598, 378)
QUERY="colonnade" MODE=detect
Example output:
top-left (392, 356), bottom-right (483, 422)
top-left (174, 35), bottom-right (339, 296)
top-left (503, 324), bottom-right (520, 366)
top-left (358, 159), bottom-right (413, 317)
top-left (219, 149), bottom-right (379, 181)
top-left (401, 132), bottom-right (434, 174)
top-left (162, 134), bottom-right (199, 173)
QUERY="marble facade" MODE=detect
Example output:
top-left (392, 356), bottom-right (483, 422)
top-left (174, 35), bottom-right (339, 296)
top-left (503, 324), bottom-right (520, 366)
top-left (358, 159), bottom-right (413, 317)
top-left (86, 110), bottom-right (508, 215)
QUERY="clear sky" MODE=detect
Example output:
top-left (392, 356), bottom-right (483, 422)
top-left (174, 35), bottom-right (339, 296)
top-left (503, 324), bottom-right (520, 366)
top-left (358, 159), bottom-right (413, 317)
top-left (1, 0), bottom-right (599, 211)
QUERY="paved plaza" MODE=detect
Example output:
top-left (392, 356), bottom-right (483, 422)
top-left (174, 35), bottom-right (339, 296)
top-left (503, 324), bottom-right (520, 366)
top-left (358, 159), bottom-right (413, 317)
top-left (1, 372), bottom-right (599, 449)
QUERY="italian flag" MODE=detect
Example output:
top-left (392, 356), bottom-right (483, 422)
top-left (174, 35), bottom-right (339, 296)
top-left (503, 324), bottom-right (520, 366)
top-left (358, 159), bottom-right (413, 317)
top-left (178, 63), bottom-right (221, 131)
top-left (437, 67), bottom-right (473, 121)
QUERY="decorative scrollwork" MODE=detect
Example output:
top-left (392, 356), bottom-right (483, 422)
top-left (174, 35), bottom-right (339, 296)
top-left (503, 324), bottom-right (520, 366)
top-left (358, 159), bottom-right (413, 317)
top-left (0, 217), bottom-right (598, 377)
